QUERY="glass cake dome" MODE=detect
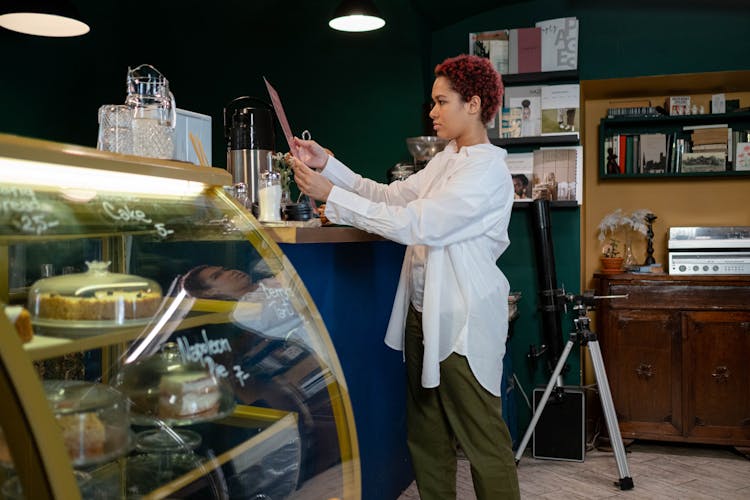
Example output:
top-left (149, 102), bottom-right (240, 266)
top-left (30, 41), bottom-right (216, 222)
top-left (0, 381), bottom-right (132, 468)
top-left (113, 342), bottom-right (235, 427)
top-left (27, 261), bottom-right (163, 329)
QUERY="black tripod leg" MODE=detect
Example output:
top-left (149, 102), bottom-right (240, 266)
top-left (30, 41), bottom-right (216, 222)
top-left (514, 338), bottom-right (575, 465)
top-left (588, 339), bottom-right (634, 490)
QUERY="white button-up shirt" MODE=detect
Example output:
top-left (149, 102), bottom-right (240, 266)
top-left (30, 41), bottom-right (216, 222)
top-left (322, 141), bottom-right (514, 396)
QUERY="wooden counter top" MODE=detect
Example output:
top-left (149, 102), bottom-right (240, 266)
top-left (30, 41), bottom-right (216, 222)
top-left (263, 225), bottom-right (386, 244)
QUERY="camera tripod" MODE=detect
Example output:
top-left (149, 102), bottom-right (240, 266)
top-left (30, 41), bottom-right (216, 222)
top-left (514, 291), bottom-right (634, 491)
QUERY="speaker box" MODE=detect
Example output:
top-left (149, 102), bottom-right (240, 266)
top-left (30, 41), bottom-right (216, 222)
top-left (532, 387), bottom-right (585, 462)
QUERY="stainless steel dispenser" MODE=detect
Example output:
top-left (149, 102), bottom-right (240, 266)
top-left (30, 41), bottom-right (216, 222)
top-left (223, 97), bottom-right (275, 204)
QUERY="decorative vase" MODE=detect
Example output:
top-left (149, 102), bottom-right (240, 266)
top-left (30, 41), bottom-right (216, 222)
top-left (600, 256), bottom-right (625, 274)
top-left (623, 236), bottom-right (638, 269)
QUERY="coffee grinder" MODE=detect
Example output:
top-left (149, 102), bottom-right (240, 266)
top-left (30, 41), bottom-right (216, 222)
top-left (224, 97), bottom-right (275, 206)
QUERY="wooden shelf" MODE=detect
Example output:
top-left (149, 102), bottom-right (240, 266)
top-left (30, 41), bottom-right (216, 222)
top-left (25, 311), bottom-right (229, 361)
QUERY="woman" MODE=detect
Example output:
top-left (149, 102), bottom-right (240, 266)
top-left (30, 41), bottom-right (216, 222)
top-left (292, 54), bottom-right (519, 499)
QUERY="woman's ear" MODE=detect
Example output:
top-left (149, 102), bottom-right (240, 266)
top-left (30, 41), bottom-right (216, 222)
top-left (467, 95), bottom-right (482, 116)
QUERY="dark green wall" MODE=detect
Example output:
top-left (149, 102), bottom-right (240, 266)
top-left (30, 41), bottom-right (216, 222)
top-left (0, 0), bottom-right (428, 183)
top-left (431, 0), bottom-right (750, 79)
top-left (432, 0), bottom-right (750, 433)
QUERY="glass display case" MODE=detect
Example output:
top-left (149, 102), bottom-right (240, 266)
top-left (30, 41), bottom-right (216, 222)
top-left (0, 134), bottom-right (360, 499)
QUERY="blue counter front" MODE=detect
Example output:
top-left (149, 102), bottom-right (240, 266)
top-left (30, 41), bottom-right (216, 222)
top-left (279, 239), bottom-right (410, 500)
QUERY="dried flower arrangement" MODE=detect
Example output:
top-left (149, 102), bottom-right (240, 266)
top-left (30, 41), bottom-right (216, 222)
top-left (598, 209), bottom-right (651, 258)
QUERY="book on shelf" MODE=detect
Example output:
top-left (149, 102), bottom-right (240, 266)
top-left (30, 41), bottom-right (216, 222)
top-left (691, 128), bottom-right (730, 146)
top-left (668, 96), bottom-right (691, 116)
top-left (639, 133), bottom-right (667, 174)
top-left (508, 27), bottom-right (541, 74)
top-left (711, 94), bottom-right (726, 114)
top-left (605, 133), bottom-right (691, 175)
top-left (504, 85), bottom-right (542, 137)
top-left (535, 17), bottom-right (578, 72)
top-left (681, 152), bottom-right (727, 173)
top-left (532, 148), bottom-right (578, 202)
top-left (540, 84), bottom-right (579, 136)
top-left (604, 136), bottom-right (621, 174)
top-left (606, 106), bottom-right (661, 118)
top-left (682, 123), bottom-right (729, 130)
top-left (736, 143), bottom-right (750, 171)
top-left (469, 30), bottom-right (509, 75)
top-left (730, 130), bottom-right (750, 169)
top-left (541, 144), bottom-right (582, 203)
top-left (506, 152), bottom-right (534, 201)
top-left (691, 144), bottom-right (727, 152)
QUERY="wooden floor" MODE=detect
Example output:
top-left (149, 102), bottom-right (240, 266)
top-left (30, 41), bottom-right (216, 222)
top-left (397, 442), bottom-right (750, 499)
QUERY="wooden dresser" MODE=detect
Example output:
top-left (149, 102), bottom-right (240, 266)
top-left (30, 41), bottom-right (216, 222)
top-left (594, 273), bottom-right (750, 448)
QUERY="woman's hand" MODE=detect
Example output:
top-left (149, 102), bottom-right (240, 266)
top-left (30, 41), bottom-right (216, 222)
top-left (293, 137), bottom-right (330, 170)
top-left (292, 157), bottom-right (334, 202)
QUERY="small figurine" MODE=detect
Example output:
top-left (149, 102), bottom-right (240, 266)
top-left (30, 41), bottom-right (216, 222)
top-left (606, 147), bottom-right (620, 174)
top-left (691, 104), bottom-right (698, 115)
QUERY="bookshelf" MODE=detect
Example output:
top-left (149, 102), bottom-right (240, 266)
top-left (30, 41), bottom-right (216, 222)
top-left (599, 111), bottom-right (750, 179)
top-left (496, 70), bottom-right (582, 206)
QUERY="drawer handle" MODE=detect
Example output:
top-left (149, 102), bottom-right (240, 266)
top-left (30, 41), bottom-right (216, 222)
top-left (635, 362), bottom-right (654, 378)
top-left (694, 416), bottom-right (705, 426)
top-left (711, 366), bottom-right (730, 382)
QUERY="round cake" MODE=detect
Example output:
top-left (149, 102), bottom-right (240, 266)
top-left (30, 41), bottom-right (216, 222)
top-left (36, 290), bottom-right (161, 321)
top-left (28, 261), bottom-right (162, 322)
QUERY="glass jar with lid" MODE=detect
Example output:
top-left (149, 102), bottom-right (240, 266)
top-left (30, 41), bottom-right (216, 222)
top-left (258, 162), bottom-right (282, 222)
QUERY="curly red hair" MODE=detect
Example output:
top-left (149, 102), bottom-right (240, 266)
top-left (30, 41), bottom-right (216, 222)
top-left (434, 54), bottom-right (504, 125)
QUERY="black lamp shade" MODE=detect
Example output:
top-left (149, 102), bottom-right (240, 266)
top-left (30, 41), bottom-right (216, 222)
top-left (329, 0), bottom-right (385, 32)
top-left (0, 0), bottom-right (90, 37)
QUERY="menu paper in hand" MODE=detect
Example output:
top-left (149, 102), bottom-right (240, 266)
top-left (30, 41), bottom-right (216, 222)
top-left (263, 77), bottom-right (316, 210)
top-left (263, 77), bottom-right (299, 157)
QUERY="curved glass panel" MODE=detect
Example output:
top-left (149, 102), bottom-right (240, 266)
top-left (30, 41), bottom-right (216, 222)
top-left (0, 134), bottom-right (360, 500)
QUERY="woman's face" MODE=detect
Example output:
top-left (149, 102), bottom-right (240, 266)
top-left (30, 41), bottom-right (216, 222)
top-left (429, 76), bottom-right (476, 141)
top-left (196, 266), bottom-right (254, 299)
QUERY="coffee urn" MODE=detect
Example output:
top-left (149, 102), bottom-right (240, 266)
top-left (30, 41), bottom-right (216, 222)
top-left (224, 97), bottom-right (275, 204)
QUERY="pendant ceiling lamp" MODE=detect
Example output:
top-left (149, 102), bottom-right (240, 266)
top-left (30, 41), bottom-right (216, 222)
top-left (0, 0), bottom-right (90, 37)
top-left (329, 0), bottom-right (385, 32)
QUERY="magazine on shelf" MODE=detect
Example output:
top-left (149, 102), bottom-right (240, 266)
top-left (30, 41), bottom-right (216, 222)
top-left (505, 152), bottom-right (534, 201)
top-left (541, 84), bottom-right (580, 136)
top-left (736, 142), bottom-right (750, 171)
top-left (469, 30), bottom-right (509, 75)
top-left (531, 147), bottom-right (579, 203)
top-left (504, 86), bottom-right (542, 137)
top-left (535, 17), bottom-right (578, 71)
top-left (681, 152), bottom-right (726, 172)
top-left (538, 145), bottom-right (582, 204)
top-left (639, 133), bottom-right (668, 174)
top-left (508, 27), bottom-right (541, 74)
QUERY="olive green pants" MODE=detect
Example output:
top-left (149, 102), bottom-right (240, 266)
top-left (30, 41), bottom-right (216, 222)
top-left (405, 305), bottom-right (520, 500)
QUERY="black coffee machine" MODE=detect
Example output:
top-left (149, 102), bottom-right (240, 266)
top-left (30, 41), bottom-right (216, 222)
top-left (223, 97), bottom-right (275, 205)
